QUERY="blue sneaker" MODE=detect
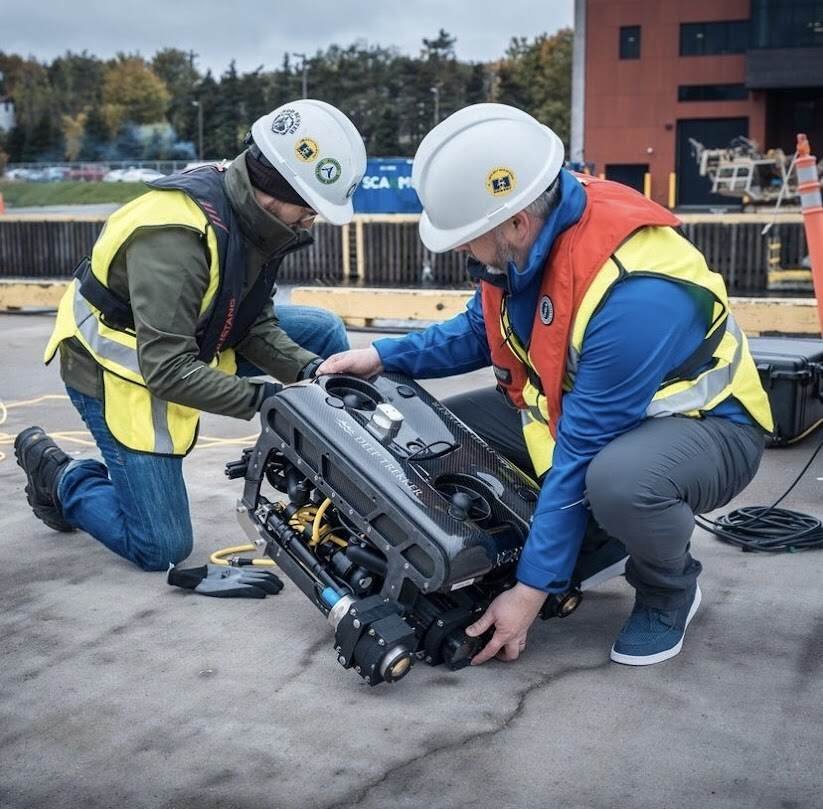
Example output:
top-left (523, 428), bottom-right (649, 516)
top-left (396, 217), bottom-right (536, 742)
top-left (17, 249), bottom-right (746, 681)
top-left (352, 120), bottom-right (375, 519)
top-left (572, 538), bottom-right (629, 591)
top-left (610, 584), bottom-right (702, 666)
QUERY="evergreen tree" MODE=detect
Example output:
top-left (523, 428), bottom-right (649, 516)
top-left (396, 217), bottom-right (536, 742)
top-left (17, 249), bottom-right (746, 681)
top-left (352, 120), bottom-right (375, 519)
top-left (79, 105), bottom-right (109, 160)
top-left (196, 70), bottom-right (219, 158)
top-left (0, 32), bottom-right (573, 163)
top-left (152, 48), bottom-right (201, 141)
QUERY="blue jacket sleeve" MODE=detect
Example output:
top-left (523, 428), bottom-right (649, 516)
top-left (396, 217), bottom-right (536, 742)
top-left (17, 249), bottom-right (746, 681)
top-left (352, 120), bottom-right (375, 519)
top-left (372, 290), bottom-right (491, 378)
top-left (516, 277), bottom-right (709, 592)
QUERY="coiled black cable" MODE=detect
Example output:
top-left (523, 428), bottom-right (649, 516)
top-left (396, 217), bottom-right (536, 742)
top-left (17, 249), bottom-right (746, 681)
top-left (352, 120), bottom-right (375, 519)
top-left (696, 435), bottom-right (823, 553)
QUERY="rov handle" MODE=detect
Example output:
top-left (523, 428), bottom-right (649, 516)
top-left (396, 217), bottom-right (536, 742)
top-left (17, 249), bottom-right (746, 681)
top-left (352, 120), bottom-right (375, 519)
top-left (225, 447), bottom-right (254, 479)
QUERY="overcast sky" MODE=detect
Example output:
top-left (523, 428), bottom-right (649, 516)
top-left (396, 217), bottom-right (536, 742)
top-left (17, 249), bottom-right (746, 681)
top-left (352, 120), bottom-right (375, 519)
top-left (4, 0), bottom-right (574, 74)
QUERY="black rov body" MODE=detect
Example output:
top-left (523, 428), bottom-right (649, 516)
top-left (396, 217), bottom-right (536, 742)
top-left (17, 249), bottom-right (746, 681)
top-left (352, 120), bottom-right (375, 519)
top-left (227, 374), bottom-right (581, 685)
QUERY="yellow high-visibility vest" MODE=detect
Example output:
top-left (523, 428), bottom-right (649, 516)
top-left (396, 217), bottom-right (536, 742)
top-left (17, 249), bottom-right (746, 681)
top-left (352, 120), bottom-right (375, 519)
top-left (45, 187), bottom-right (237, 455)
top-left (495, 226), bottom-right (773, 477)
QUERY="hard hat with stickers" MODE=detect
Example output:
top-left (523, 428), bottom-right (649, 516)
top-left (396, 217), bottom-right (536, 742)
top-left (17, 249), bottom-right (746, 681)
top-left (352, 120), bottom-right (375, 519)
top-left (412, 103), bottom-right (565, 253)
top-left (251, 100), bottom-right (367, 225)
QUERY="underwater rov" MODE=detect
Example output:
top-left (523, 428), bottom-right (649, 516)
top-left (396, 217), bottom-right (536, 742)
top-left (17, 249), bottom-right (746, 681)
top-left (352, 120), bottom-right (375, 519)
top-left (227, 374), bottom-right (581, 686)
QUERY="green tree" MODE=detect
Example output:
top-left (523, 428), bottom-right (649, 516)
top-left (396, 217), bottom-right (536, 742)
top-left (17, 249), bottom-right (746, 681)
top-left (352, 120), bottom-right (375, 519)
top-left (465, 63), bottom-right (488, 105)
top-left (237, 67), bottom-right (275, 128)
top-left (48, 52), bottom-right (104, 117)
top-left (210, 61), bottom-right (244, 157)
top-left (79, 105), bottom-right (110, 160)
top-left (0, 55), bottom-right (61, 159)
top-left (495, 28), bottom-right (573, 146)
top-left (26, 112), bottom-right (62, 160)
top-left (196, 70), bottom-right (219, 158)
top-left (61, 112), bottom-right (87, 160)
top-left (152, 48), bottom-right (201, 140)
top-left (102, 56), bottom-right (171, 134)
top-left (0, 31), bottom-right (573, 164)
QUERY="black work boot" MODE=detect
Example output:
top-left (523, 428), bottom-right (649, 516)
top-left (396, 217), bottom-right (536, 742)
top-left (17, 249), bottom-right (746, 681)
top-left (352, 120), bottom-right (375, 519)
top-left (14, 426), bottom-right (75, 532)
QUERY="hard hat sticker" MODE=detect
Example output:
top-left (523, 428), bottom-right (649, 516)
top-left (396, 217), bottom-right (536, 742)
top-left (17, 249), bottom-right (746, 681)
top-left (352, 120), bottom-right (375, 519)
top-left (295, 138), bottom-right (319, 162)
top-left (486, 168), bottom-right (516, 196)
top-left (316, 157), bottom-right (342, 185)
top-left (271, 109), bottom-right (301, 135)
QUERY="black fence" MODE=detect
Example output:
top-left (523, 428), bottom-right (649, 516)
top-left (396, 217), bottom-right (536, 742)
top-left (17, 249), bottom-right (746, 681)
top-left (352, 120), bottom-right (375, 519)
top-left (679, 218), bottom-right (807, 294)
top-left (0, 218), bottom-right (346, 285)
top-left (0, 214), bottom-right (808, 295)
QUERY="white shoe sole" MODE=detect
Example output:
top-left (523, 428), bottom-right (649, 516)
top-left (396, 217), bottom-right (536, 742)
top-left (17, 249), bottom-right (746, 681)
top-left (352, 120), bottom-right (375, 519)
top-left (610, 583), bottom-right (702, 666)
top-left (579, 556), bottom-right (628, 591)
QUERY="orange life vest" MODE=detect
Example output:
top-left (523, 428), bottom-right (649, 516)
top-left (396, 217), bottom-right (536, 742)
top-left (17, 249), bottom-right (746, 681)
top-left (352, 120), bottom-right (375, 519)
top-left (480, 176), bottom-right (679, 442)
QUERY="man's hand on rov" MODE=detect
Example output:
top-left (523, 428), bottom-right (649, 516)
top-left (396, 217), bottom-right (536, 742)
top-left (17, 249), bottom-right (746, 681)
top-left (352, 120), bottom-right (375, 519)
top-left (466, 583), bottom-right (547, 665)
top-left (316, 346), bottom-right (383, 377)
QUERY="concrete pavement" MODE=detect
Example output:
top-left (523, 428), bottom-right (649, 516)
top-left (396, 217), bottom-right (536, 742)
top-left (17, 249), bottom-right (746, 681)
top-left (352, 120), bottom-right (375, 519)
top-left (1, 314), bottom-right (822, 809)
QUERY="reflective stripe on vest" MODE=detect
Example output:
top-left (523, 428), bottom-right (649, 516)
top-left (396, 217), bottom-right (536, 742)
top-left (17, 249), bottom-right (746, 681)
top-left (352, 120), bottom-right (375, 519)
top-left (150, 394), bottom-right (175, 455)
top-left (73, 287), bottom-right (142, 376)
top-left (646, 314), bottom-right (743, 417)
top-left (72, 284), bottom-right (180, 454)
top-left (495, 229), bottom-right (773, 478)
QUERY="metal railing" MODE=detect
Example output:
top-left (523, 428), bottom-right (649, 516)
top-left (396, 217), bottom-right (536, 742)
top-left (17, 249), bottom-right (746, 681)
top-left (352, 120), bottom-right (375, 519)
top-left (5, 160), bottom-right (207, 174)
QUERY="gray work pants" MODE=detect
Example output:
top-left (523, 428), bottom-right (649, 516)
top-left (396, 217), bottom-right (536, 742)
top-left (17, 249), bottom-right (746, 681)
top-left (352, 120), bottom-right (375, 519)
top-left (443, 387), bottom-right (765, 609)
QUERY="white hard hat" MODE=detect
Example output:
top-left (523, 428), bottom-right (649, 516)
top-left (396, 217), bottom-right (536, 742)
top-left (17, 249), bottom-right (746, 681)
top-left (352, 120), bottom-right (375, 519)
top-left (412, 103), bottom-right (565, 253)
top-left (251, 99), bottom-right (367, 225)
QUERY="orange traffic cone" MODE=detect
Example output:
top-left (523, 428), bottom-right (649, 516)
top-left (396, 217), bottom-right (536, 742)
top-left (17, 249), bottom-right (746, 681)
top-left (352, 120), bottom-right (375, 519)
top-left (0, 192), bottom-right (5, 215)
top-left (797, 134), bottom-right (823, 334)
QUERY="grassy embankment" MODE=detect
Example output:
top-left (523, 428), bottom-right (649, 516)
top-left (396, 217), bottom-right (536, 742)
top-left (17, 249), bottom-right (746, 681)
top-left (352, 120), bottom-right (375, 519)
top-left (0, 181), bottom-right (147, 208)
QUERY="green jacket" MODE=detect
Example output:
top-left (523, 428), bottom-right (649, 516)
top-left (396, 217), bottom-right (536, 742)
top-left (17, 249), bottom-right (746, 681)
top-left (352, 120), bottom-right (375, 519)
top-left (58, 154), bottom-right (318, 421)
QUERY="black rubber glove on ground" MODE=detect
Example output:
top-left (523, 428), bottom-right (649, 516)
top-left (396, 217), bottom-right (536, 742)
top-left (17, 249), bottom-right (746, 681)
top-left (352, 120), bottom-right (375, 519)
top-left (168, 564), bottom-right (284, 598)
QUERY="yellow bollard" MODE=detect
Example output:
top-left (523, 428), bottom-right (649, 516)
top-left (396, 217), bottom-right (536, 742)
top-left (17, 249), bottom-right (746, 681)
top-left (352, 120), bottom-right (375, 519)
top-left (643, 172), bottom-right (651, 199)
top-left (668, 172), bottom-right (677, 209)
top-left (796, 134), bottom-right (823, 334)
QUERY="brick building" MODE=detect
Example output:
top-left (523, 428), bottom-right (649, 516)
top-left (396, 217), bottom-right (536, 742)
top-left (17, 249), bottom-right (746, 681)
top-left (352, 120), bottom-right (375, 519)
top-left (570, 0), bottom-right (823, 207)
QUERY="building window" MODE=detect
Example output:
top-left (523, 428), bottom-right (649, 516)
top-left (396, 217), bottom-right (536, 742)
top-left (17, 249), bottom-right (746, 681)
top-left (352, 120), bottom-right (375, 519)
top-left (605, 164), bottom-right (648, 193)
top-left (751, 0), bottom-right (823, 49)
top-left (678, 84), bottom-right (749, 101)
top-left (680, 20), bottom-right (749, 55)
top-left (619, 26), bottom-right (641, 59)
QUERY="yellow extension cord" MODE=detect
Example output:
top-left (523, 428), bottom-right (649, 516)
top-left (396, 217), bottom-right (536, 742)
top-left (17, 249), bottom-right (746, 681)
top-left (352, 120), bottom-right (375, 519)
top-left (0, 393), bottom-right (259, 464)
top-left (2, 394), bottom-right (346, 565)
top-left (209, 499), bottom-right (346, 566)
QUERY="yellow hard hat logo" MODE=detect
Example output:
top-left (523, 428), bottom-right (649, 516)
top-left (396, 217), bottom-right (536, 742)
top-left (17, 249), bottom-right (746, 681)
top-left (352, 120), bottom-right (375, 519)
top-left (295, 138), bottom-right (319, 162)
top-left (486, 168), bottom-right (516, 196)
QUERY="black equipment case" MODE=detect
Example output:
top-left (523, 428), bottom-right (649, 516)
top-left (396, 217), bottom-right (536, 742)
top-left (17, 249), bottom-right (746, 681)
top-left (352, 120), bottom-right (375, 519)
top-left (748, 337), bottom-right (823, 445)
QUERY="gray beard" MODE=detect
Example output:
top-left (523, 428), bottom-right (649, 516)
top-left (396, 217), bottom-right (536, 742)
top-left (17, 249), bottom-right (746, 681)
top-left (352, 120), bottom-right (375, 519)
top-left (491, 230), bottom-right (519, 273)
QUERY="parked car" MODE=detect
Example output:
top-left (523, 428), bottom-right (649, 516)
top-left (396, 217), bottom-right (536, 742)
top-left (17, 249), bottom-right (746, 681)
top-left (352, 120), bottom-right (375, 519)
top-left (120, 167), bottom-right (165, 182)
top-left (104, 167), bottom-right (165, 183)
top-left (67, 164), bottom-right (109, 182)
top-left (3, 167), bottom-right (31, 181)
top-left (42, 166), bottom-right (72, 182)
top-left (103, 169), bottom-right (127, 182)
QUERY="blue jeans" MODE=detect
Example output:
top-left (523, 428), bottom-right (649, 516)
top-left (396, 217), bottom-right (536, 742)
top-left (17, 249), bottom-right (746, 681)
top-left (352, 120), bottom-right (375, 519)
top-left (57, 305), bottom-right (349, 571)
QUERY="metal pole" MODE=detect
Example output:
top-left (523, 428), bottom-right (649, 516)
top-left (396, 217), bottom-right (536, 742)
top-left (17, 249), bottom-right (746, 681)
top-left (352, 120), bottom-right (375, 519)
top-left (292, 52), bottom-right (308, 98)
top-left (198, 102), bottom-right (204, 160)
top-left (192, 101), bottom-right (204, 160)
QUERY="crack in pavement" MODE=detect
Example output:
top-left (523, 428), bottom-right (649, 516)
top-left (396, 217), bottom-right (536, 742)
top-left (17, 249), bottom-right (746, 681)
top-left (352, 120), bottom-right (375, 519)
top-left (272, 632), bottom-right (331, 694)
top-left (317, 659), bottom-right (609, 809)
